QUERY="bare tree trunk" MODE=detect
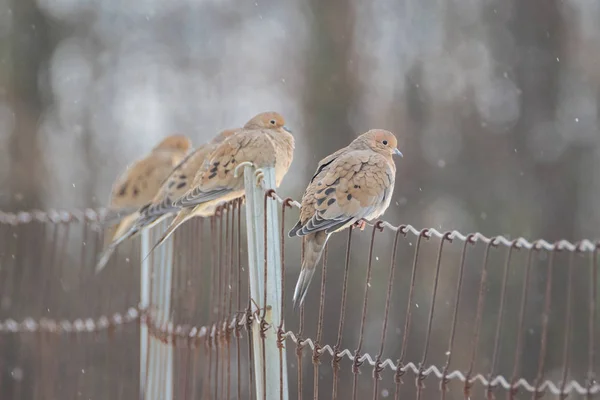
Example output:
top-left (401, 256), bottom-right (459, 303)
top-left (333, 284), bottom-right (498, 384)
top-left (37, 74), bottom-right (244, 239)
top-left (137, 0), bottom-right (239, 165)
top-left (300, 0), bottom-right (358, 398)
top-left (5, 0), bottom-right (52, 211)
top-left (3, 0), bottom-right (52, 398)
top-left (301, 0), bottom-right (358, 165)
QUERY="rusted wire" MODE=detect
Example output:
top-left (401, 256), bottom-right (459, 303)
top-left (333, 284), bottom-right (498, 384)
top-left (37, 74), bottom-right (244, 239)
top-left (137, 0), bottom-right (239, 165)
top-left (207, 213), bottom-right (218, 400)
top-left (225, 202), bottom-right (235, 400)
top-left (0, 208), bottom-right (109, 226)
top-left (2, 187), bottom-right (600, 400)
top-left (352, 223), bottom-right (383, 400)
top-left (331, 227), bottom-right (354, 400)
top-left (236, 198), bottom-right (244, 400)
top-left (245, 225), bottom-right (255, 400)
top-left (196, 217), bottom-right (208, 400)
top-left (313, 245), bottom-right (328, 400)
top-left (214, 206), bottom-right (224, 400)
top-left (260, 189), bottom-right (273, 400)
top-left (8, 298), bottom-right (588, 398)
top-left (464, 237), bottom-right (495, 398)
top-left (417, 231), bottom-right (452, 399)
top-left (296, 301), bottom-right (305, 400)
top-left (279, 198), bottom-right (294, 400)
top-left (252, 186), bottom-right (598, 252)
top-left (559, 248), bottom-right (576, 399)
top-left (508, 242), bottom-right (538, 400)
top-left (372, 227), bottom-right (402, 400)
top-left (532, 245), bottom-right (556, 399)
top-left (486, 240), bottom-right (517, 400)
top-left (0, 308), bottom-right (141, 333)
top-left (588, 243), bottom-right (599, 399)
top-left (394, 228), bottom-right (427, 400)
top-left (216, 205), bottom-right (224, 400)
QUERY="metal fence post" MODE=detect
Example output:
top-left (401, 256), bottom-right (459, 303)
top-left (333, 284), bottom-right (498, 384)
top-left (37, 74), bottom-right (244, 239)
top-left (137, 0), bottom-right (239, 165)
top-left (140, 221), bottom-right (174, 400)
top-left (243, 165), bottom-right (289, 400)
top-left (140, 229), bottom-right (150, 398)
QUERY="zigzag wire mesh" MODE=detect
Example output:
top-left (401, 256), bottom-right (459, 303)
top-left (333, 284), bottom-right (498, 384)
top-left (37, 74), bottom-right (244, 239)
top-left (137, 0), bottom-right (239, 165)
top-left (0, 186), bottom-right (598, 399)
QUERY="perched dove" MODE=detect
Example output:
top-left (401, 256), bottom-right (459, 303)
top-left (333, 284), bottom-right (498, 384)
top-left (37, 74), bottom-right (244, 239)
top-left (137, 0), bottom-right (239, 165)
top-left (135, 128), bottom-right (240, 228)
top-left (95, 134), bottom-right (192, 273)
top-left (146, 111), bottom-right (295, 256)
top-left (288, 129), bottom-right (403, 309)
top-left (95, 129), bottom-right (238, 274)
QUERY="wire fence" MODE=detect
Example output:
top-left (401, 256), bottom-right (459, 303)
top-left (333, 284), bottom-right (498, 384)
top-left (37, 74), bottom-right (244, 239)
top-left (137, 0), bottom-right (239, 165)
top-left (0, 167), bottom-right (599, 400)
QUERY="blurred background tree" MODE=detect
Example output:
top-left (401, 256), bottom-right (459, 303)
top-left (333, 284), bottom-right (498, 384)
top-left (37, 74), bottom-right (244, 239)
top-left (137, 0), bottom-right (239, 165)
top-left (1, 0), bottom-right (599, 398)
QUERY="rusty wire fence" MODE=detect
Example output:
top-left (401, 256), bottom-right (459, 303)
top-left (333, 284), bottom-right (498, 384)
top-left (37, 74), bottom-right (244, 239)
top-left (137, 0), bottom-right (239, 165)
top-left (0, 167), bottom-right (599, 400)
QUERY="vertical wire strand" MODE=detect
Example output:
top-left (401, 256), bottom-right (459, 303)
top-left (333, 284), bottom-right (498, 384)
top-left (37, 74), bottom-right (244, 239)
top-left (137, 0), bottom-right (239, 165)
top-left (49, 223), bottom-right (69, 399)
top-left (559, 249), bottom-right (576, 398)
top-left (279, 200), bottom-right (294, 400)
top-left (372, 228), bottom-right (402, 400)
top-left (352, 224), bottom-right (382, 400)
top-left (331, 227), bottom-right (354, 400)
top-left (394, 229), bottom-right (427, 400)
top-left (217, 207), bottom-right (224, 400)
top-left (40, 224), bottom-right (59, 319)
top-left (225, 203), bottom-right (234, 400)
top-left (313, 245), bottom-right (328, 400)
top-left (34, 224), bottom-right (53, 400)
top-left (441, 234), bottom-right (475, 399)
top-left (587, 243), bottom-right (598, 398)
top-left (0, 224), bottom-right (7, 399)
top-left (261, 193), bottom-right (269, 400)
top-left (176, 222), bottom-right (186, 398)
top-left (236, 199), bottom-right (243, 400)
top-left (463, 238), bottom-right (495, 398)
top-left (486, 241), bottom-right (517, 400)
top-left (204, 216), bottom-right (217, 400)
top-left (14, 224), bottom-right (39, 400)
top-left (75, 222), bottom-right (89, 399)
top-left (297, 237), bottom-right (306, 400)
top-left (417, 232), bottom-right (452, 400)
top-left (507, 243), bottom-right (538, 400)
top-left (532, 247), bottom-right (556, 398)
top-left (186, 219), bottom-right (199, 400)
top-left (0, 224), bottom-right (8, 304)
top-left (245, 203), bottom-right (255, 400)
top-left (193, 218), bottom-right (204, 400)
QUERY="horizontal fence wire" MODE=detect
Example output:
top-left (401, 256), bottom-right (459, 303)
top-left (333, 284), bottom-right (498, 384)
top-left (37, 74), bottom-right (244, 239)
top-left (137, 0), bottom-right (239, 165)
top-left (0, 184), bottom-right (599, 399)
top-left (0, 209), bottom-right (110, 225)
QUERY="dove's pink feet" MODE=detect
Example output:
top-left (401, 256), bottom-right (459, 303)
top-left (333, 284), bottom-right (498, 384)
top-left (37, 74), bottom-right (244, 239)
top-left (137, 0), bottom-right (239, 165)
top-left (354, 220), bottom-right (367, 231)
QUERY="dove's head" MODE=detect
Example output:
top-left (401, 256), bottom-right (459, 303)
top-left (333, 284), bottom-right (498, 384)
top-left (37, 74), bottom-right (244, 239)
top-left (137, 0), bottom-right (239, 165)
top-left (211, 128), bottom-right (239, 144)
top-left (154, 135), bottom-right (192, 152)
top-left (361, 129), bottom-right (403, 158)
top-left (243, 112), bottom-right (292, 133)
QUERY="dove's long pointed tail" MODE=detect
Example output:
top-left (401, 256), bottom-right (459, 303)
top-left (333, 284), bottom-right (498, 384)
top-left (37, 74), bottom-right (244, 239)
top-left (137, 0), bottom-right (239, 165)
top-left (95, 243), bottom-right (117, 274)
top-left (143, 207), bottom-right (195, 261)
top-left (292, 231), bottom-right (329, 310)
top-left (95, 213), bottom-right (140, 274)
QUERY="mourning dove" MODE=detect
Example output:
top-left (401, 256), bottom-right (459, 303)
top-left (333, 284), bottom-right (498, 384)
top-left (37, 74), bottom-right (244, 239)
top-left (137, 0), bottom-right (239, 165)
top-left (288, 129), bottom-right (403, 309)
top-left (145, 111), bottom-right (295, 256)
top-left (135, 128), bottom-right (240, 227)
top-left (94, 129), bottom-right (238, 274)
top-left (95, 134), bottom-right (192, 273)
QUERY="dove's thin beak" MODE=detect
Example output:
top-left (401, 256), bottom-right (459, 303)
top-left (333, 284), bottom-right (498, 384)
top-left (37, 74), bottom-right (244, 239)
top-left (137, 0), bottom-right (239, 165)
top-left (393, 148), bottom-right (403, 157)
top-left (283, 125), bottom-right (292, 133)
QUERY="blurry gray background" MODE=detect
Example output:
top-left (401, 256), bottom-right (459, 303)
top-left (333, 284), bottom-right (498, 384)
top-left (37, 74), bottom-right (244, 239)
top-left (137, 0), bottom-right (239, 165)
top-left (1, 0), bottom-right (599, 243)
top-left (1, 0), bottom-right (600, 399)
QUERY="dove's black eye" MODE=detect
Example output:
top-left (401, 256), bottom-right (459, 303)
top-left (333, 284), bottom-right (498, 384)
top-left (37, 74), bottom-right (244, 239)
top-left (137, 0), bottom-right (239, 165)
top-left (270, 119), bottom-right (276, 125)
top-left (382, 140), bottom-right (388, 145)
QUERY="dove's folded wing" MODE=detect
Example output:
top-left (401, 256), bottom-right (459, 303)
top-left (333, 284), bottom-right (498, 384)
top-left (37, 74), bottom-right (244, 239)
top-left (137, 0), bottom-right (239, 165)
top-left (296, 151), bottom-right (394, 236)
top-left (174, 132), bottom-right (275, 208)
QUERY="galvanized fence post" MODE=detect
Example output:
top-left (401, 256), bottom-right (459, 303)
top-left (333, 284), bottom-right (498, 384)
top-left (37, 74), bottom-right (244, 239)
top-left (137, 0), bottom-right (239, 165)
top-left (140, 221), bottom-right (174, 400)
top-left (243, 165), bottom-right (289, 400)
